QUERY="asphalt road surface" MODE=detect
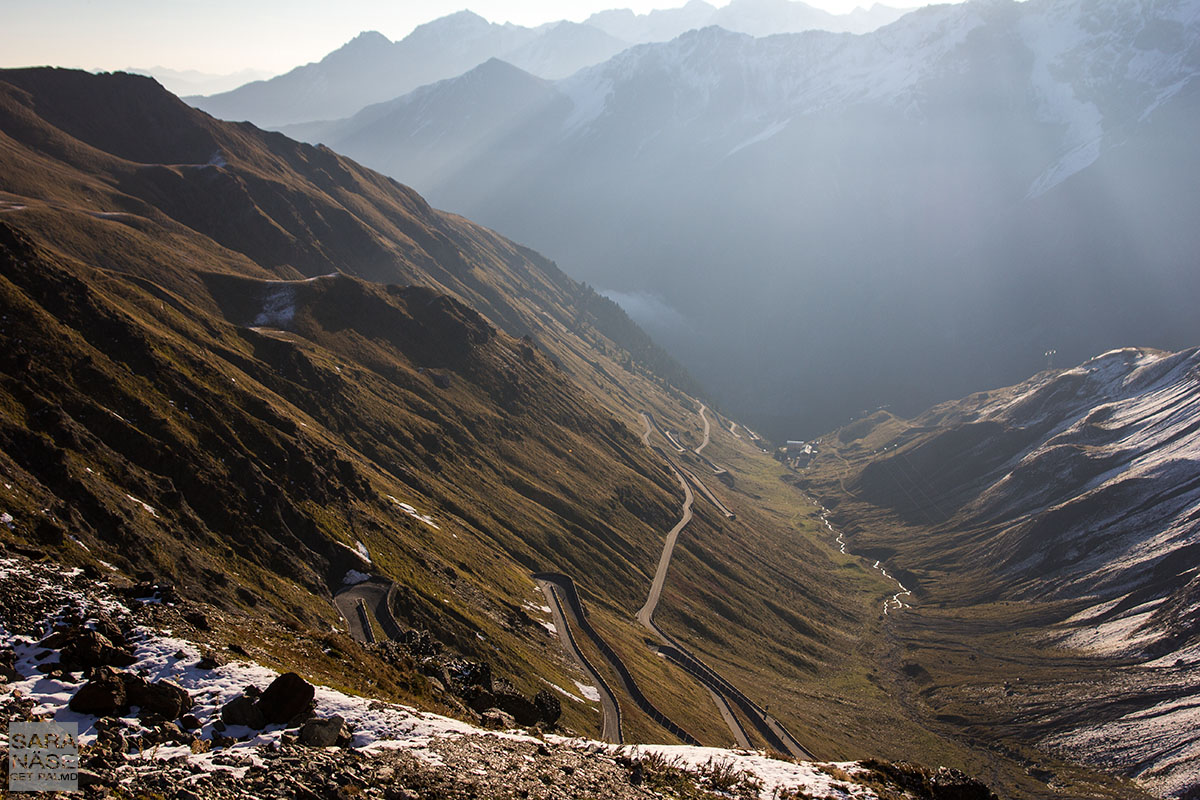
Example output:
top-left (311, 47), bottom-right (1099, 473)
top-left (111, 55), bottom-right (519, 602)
top-left (638, 411), bottom-right (815, 759)
top-left (534, 574), bottom-right (623, 743)
top-left (334, 578), bottom-right (404, 643)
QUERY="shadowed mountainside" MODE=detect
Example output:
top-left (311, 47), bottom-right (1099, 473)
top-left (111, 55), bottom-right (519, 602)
top-left (802, 347), bottom-right (1200, 798)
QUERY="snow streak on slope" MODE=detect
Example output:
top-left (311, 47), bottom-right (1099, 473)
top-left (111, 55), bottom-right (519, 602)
top-left (1020, 0), bottom-right (1200, 194)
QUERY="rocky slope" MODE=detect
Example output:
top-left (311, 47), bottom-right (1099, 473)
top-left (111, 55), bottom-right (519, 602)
top-left (0, 65), bottom-right (712, 740)
top-left (801, 346), bottom-right (1200, 798)
top-left (299, 0), bottom-right (1200, 439)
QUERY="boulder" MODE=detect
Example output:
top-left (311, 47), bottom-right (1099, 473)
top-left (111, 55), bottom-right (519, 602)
top-left (929, 767), bottom-right (1000, 800)
top-left (287, 709), bottom-right (317, 729)
top-left (196, 652), bottom-right (224, 670)
top-left (123, 674), bottom-right (192, 719)
top-left (69, 666), bottom-right (127, 715)
top-left (446, 659), bottom-right (491, 692)
top-left (258, 672), bottom-right (315, 724)
top-left (184, 610), bottom-right (211, 631)
top-left (472, 690), bottom-right (540, 726)
top-left (53, 628), bottom-right (136, 669)
top-left (221, 694), bottom-right (266, 730)
top-left (480, 708), bottom-right (517, 730)
top-left (533, 690), bottom-right (562, 725)
top-left (298, 715), bottom-right (345, 747)
top-left (89, 613), bottom-right (127, 647)
top-left (76, 769), bottom-right (105, 789)
top-left (2, 645), bottom-right (22, 682)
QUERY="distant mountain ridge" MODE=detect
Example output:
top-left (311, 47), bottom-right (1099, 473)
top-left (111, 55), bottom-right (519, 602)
top-left (295, 0), bottom-right (1200, 439)
top-left (588, 0), bottom-right (908, 42)
top-left (121, 66), bottom-right (275, 96)
top-left (186, 1), bottom-right (909, 128)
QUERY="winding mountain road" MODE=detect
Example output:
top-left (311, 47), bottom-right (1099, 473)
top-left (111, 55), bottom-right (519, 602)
top-left (694, 405), bottom-right (712, 455)
top-left (638, 411), bottom-right (815, 760)
top-left (534, 572), bottom-right (699, 745)
top-left (678, 462), bottom-right (735, 518)
top-left (692, 404), bottom-right (730, 476)
top-left (634, 421), bottom-right (749, 747)
top-left (534, 574), bottom-right (623, 743)
top-left (645, 411), bottom-right (687, 452)
top-left (334, 577), bottom-right (405, 643)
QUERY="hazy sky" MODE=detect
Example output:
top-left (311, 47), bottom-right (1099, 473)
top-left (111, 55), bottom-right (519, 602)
top-left (3, 0), bottom-right (948, 75)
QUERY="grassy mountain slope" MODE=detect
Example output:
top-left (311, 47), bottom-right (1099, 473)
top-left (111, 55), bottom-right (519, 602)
top-left (0, 67), bottom-right (856, 751)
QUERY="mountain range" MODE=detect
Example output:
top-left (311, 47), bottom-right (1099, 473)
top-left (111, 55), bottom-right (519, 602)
top-left (186, 0), bottom-right (908, 128)
top-left (280, 0), bottom-right (1200, 440)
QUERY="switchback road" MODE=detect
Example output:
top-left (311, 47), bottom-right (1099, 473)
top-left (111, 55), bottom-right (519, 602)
top-left (535, 572), bottom-right (698, 745)
top-left (334, 577), bottom-right (405, 643)
top-left (534, 574), bottom-right (623, 743)
top-left (638, 414), bottom-right (749, 747)
top-left (693, 405), bottom-right (729, 476)
top-left (695, 405), bottom-right (712, 455)
top-left (638, 412), bottom-right (815, 760)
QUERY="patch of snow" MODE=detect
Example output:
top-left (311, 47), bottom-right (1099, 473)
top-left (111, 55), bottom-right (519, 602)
top-left (1026, 136), bottom-right (1102, 197)
top-left (251, 284), bottom-right (297, 328)
top-left (126, 494), bottom-right (158, 517)
top-left (726, 119), bottom-right (790, 157)
top-left (355, 540), bottom-right (372, 564)
top-left (607, 745), bottom-right (875, 800)
top-left (385, 494), bottom-right (440, 529)
top-left (1048, 692), bottom-right (1200, 799)
top-left (1061, 595), bottom-right (1122, 625)
top-left (1061, 601), bottom-right (1165, 656)
top-left (343, 569), bottom-right (371, 585)
top-left (541, 680), bottom-right (587, 704)
top-left (573, 680), bottom-right (601, 702)
top-left (539, 620), bottom-right (558, 636)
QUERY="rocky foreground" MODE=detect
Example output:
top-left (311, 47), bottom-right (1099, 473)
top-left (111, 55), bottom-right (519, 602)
top-left (0, 550), bottom-right (996, 799)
